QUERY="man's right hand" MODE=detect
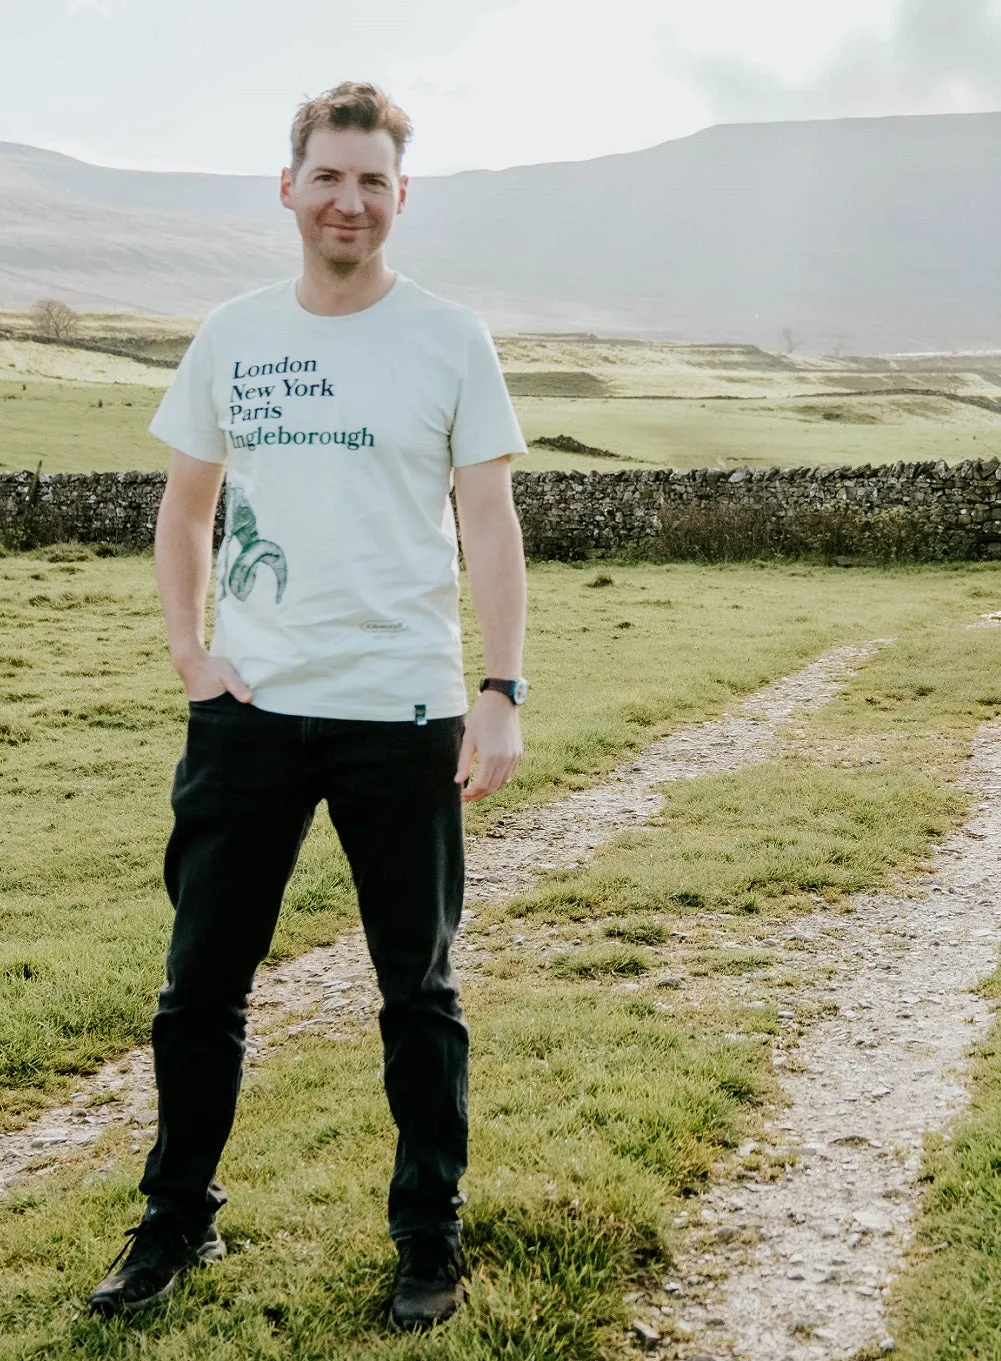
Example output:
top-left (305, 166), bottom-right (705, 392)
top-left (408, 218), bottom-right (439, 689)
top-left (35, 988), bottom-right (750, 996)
top-left (176, 648), bottom-right (254, 704)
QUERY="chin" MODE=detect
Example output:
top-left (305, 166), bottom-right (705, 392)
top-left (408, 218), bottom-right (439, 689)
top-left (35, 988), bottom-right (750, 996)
top-left (320, 246), bottom-right (369, 264)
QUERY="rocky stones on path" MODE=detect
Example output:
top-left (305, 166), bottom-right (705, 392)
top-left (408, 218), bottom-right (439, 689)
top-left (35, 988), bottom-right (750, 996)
top-left (631, 1318), bottom-right (661, 1349)
top-left (29, 1132), bottom-right (68, 1149)
top-left (852, 1207), bottom-right (894, 1235)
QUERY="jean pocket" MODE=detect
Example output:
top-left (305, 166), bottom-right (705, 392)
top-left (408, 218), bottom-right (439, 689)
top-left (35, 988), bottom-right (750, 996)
top-left (188, 692), bottom-right (235, 710)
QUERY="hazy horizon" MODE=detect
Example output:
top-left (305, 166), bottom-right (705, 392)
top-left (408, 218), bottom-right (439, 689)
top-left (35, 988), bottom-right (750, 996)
top-left (11, 104), bottom-right (1001, 185)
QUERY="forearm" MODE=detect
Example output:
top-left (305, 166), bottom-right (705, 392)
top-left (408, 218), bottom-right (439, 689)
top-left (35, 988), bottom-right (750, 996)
top-left (461, 503), bottom-right (526, 676)
top-left (154, 491), bottom-right (215, 668)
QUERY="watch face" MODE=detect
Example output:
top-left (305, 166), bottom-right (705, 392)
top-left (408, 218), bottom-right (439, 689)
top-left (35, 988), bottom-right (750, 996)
top-left (512, 678), bottom-right (529, 705)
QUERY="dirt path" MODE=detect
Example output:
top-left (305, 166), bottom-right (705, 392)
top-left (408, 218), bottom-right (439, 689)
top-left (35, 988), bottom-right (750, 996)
top-left (629, 722), bottom-right (1001, 1361)
top-left (0, 642), bottom-right (881, 1193)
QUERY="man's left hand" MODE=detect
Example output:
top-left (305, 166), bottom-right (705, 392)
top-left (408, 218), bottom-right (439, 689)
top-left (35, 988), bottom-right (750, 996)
top-left (454, 691), bottom-right (523, 802)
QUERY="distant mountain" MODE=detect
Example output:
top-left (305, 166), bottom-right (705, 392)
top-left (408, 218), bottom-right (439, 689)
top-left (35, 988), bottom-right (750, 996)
top-left (2, 112), bottom-right (1001, 352)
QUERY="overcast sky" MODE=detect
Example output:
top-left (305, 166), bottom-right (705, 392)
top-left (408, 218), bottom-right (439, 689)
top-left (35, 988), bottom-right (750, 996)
top-left (3, 0), bottom-right (1001, 177)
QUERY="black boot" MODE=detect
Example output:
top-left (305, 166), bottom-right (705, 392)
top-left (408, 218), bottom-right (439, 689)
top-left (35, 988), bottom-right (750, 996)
top-left (389, 1230), bottom-right (466, 1331)
top-left (88, 1214), bottom-right (226, 1316)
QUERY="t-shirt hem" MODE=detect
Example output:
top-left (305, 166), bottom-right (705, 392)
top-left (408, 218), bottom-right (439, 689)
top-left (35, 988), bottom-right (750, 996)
top-left (249, 690), bottom-right (469, 722)
top-left (451, 443), bottom-right (529, 469)
top-left (148, 423), bottom-right (228, 464)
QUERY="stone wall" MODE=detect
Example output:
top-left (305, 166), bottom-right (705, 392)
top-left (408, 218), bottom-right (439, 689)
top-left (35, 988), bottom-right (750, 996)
top-left (1, 460), bottom-right (1000, 559)
top-left (515, 460), bottom-right (1001, 560)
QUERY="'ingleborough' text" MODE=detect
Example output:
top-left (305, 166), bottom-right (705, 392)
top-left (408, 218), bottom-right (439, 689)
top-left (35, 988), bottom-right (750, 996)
top-left (228, 425), bottom-right (375, 451)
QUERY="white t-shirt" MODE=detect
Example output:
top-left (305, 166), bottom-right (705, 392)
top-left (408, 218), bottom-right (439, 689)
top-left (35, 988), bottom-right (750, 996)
top-left (149, 275), bottom-right (527, 721)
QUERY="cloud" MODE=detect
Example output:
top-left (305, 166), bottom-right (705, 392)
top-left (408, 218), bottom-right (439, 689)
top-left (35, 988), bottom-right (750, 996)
top-left (387, 0), bottom-right (715, 173)
top-left (687, 0), bottom-right (1001, 124)
top-left (67, 0), bottom-right (129, 15)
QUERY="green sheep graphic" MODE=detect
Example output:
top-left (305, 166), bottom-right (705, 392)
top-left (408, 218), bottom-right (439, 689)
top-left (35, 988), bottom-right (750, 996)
top-left (219, 487), bottom-right (288, 604)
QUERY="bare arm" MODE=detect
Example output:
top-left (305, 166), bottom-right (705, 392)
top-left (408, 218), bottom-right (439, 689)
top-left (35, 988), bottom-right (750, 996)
top-left (154, 450), bottom-right (253, 703)
top-left (453, 456), bottom-right (527, 802)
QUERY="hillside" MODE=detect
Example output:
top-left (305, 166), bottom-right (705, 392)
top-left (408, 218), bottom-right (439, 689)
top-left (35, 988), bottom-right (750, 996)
top-left (2, 112), bottom-right (1001, 351)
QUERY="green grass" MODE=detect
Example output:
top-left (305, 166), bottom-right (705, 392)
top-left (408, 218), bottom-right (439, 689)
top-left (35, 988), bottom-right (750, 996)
top-left (0, 560), bottom-right (1000, 1356)
top-left (504, 371), bottom-right (613, 398)
top-left (0, 982), bottom-right (767, 1360)
top-left (550, 944), bottom-right (653, 979)
top-left (0, 552), bottom-right (997, 1123)
top-left (604, 920), bottom-right (669, 946)
top-left (2, 377), bottom-right (998, 475)
top-left (0, 381), bottom-right (164, 473)
top-left (883, 1025), bottom-right (1001, 1361)
top-left (513, 395), bottom-right (999, 473)
top-left (505, 763), bottom-right (963, 925)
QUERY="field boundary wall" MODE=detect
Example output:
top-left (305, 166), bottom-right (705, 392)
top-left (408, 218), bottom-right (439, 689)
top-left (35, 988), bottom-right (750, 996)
top-left (0, 328), bottom-right (180, 369)
top-left (0, 461), bottom-right (999, 559)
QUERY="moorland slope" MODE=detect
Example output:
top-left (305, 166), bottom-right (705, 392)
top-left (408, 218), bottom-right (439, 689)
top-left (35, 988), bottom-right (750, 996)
top-left (3, 111), bottom-right (1001, 351)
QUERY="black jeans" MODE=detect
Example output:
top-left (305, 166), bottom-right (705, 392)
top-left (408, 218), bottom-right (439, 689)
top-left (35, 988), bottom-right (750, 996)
top-left (139, 694), bottom-right (468, 1240)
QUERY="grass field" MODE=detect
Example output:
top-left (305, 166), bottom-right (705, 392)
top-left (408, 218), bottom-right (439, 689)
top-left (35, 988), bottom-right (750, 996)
top-left (2, 324), bottom-right (1000, 474)
top-left (0, 552), bottom-right (999, 1356)
top-left (514, 394), bottom-right (1001, 472)
top-left (0, 552), bottom-right (997, 1119)
top-left (0, 380), bottom-right (164, 472)
top-left (8, 379), bottom-right (997, 476)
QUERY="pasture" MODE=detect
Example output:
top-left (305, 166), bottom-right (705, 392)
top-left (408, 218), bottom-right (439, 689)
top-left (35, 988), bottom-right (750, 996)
top-left (1, 547), bottom-right (1000, 1357)
top-left (2, 309), bottom-right (1001, 1356)
top-left (2, 318), bottom-right (1001, 475)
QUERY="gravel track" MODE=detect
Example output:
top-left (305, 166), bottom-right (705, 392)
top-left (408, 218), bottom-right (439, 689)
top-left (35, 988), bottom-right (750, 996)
top-left (632, 722), bottom-right (1001, 1361)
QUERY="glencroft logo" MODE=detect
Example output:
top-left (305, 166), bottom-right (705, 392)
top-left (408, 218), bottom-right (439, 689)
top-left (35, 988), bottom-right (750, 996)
top-left (362, 620), bottom-right (407, 633)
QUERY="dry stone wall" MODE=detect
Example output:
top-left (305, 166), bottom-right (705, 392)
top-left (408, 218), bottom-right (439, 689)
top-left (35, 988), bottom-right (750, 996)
top-left (515, 460), bottom-right (1001, 559)
top-left (1, 460), bottom-right (1000, 559)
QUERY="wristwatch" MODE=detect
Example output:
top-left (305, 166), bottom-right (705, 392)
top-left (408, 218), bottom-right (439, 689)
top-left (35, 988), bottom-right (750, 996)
top-left (479, 677), bottom-right (529, 706)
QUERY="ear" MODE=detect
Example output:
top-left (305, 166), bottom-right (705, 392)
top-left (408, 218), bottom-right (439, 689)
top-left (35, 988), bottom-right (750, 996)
top-left (396, 174), bottom-right (409, 216)
top-left (279, 167), bottom-right (294, 210)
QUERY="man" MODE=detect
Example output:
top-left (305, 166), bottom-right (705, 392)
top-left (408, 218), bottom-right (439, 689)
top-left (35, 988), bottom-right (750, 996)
top-left (89, 81), bottom-right (528, 1331)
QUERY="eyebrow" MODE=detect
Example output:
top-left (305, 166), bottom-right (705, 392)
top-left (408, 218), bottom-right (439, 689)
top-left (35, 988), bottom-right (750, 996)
top-left (309, 166), bottom-right (391, 178)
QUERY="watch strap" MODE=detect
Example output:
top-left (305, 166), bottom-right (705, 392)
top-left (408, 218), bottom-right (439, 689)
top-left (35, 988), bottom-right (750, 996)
top-left (479, 677), bottom-right (528, 704)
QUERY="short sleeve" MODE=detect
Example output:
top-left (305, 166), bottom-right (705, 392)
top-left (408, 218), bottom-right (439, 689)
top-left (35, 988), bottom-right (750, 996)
top-left (449, 320), bottom-right (528, 468)
top-left (149, 323), bottom-right (228, 465)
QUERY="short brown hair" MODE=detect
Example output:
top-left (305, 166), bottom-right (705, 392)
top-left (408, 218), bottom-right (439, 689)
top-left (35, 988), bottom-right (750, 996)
top-left (290, 82), bottom-right (413, 175)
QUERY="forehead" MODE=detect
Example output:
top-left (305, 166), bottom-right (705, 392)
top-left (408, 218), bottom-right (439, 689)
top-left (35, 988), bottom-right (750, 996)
top-left (298, 126), bottom-right (398, 175)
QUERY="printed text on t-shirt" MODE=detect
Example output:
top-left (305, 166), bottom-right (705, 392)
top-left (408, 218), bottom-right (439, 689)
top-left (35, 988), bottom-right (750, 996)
top-left (227, 356), bottom-right (375, 453)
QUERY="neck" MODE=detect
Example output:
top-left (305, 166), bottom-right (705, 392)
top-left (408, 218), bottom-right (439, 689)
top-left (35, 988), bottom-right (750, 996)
top-left (296, 252), bottom-right (397, 317)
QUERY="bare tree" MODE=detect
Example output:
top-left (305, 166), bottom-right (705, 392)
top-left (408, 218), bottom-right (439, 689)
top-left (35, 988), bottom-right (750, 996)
top-left (779, 326), bottom-right (804, 355)
top-left (30, 299), bottom-right (80, 341)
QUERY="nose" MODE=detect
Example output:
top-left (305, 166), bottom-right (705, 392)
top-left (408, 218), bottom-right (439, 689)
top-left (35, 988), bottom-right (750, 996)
top-left (334, 179), bottom-right (365, 216)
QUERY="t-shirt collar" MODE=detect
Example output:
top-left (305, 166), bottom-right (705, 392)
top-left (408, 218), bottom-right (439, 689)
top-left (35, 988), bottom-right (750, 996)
top-left (288, 273), bottom-right (408, 324)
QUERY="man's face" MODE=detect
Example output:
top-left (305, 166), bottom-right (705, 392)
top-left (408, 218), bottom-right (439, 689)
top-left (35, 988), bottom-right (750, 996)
top-left (280, 127), bottom-right (407, 268)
